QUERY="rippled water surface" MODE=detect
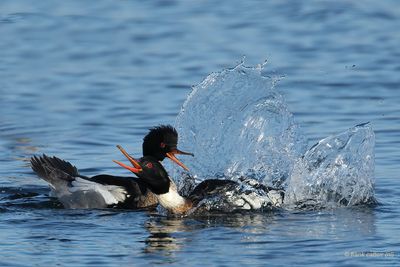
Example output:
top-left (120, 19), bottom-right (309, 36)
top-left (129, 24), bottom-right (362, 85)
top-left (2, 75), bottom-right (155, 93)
top-left (1, 1), bottom-right (399, 266)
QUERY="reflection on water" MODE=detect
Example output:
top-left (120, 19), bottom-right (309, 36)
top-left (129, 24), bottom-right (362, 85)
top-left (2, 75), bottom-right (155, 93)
top-left (14, 137), bottom-right (39, 164)
top-left (140, 208), bottom-right (378, 266)
top-left (143, 212), bottom-right (278, 256)
top-left (144, 216), bottom-right (187, 254)
top-left (0, 187), bottom-right (378, 242)
top-left (0, 182), bottom-right (387, 266)
top-left (16, 137), bottom-right (36, 149)
top-left (143, 208), bottom-right (376, 254)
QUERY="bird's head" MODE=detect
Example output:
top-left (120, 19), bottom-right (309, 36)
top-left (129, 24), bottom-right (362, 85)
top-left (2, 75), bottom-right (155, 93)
top-left (142, 125), bottom-right (193, 171)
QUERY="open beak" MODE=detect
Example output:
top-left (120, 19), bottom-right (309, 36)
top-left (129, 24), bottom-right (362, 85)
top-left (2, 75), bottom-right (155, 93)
top-left (113, 145), bottom-right (142, 174)
top-left (166, 148), bottom-right (194, 172)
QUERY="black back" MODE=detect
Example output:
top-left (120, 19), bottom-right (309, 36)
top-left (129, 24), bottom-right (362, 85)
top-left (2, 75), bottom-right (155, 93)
top-left (189, 179), bottom-right (238, 205)
top-left (90, 174), bottom-right (157, 209)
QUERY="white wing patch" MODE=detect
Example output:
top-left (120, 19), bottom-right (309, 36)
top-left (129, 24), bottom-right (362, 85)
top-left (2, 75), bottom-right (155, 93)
top-left (70, 178), bottom-right (127, 205)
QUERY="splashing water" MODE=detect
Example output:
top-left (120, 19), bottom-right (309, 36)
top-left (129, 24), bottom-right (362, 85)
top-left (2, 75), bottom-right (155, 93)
top-left (284, 123), bottom-right (376, 209)
top-left (173, 63), bottom-right (376, 209)
top-left (174, 64), bottom-right (307, 187)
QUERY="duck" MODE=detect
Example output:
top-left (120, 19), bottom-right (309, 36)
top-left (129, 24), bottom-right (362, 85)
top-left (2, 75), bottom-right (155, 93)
top-left (30, 125), bottom-right (193, 209)
top-left (113, 146), bottom-right (285, 216)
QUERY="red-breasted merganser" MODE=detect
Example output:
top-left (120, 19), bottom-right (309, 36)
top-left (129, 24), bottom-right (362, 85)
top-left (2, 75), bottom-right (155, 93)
top-left (30, 125), bottom-right (193, 209)
top-left (113, 146), bottom-right (285, 216)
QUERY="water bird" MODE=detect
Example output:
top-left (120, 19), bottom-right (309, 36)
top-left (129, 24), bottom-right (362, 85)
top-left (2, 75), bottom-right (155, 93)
top-left (114, 146), bottom-right (284, 216)
top-left (30, 125), bottom-right (193, 209)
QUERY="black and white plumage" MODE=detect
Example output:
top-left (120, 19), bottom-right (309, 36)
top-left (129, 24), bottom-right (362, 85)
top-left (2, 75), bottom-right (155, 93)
top-left (30, 125), bottom-right (193, 210)
top-left (115, 154), bottom-right (285, 216)
top-left (30, 155), bottom-right (157, 209)
top-left (30, 124), bottom-right (284, 214)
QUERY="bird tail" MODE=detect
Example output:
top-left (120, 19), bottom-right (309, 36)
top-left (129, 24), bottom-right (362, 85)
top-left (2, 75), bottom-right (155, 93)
top-left (30, 154), bottom-right (80, 189)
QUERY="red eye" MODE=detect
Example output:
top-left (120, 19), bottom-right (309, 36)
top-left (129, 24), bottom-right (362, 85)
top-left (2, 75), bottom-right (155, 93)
top-left (160, 142), bottom-right (166, 148)
top-left (146, 162), bottom-right (153, 168)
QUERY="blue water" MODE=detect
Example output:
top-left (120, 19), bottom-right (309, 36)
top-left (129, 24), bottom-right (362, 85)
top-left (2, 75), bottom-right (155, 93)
top-left (1, 1), bottom-right (399, 266)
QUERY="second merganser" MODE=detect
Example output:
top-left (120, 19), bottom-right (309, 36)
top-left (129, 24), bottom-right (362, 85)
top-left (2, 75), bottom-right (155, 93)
top-left (30, 125), bottom-right (193, 209)
top-left (114, 146), bottom-right (284, 216)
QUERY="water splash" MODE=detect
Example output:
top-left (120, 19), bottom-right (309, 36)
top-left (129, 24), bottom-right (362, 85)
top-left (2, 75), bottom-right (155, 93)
top-left (172, 63), bottom-right (376, 210)
top-left (174, 63), bottom-right (306, 187)
top-left (284, 123), bottom-right (376, 209)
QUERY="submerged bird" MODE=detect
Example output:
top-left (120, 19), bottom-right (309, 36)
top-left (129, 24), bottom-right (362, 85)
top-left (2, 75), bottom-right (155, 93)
top-left (30, 125), bottom-right (193, 209)
top-left (114, 147), bottom-right (285, 216)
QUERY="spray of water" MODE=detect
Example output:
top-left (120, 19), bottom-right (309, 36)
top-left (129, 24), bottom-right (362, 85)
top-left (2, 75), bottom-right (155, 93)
top-left (284, 123), bottom-right (376, 208)
top-left (174, 63), bottom-right (306, 187)
top-left (171, 63), bottom-right (375, 209)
